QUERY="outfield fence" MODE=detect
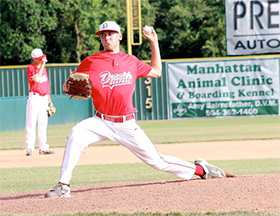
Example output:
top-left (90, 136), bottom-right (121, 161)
top-left (1, 55), bottom-right (279, 132)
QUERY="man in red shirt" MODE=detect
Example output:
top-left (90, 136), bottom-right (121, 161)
top-left (25, 48), bottom-right (55, 156)
top-left (45, 21), bottom-right (226, 198)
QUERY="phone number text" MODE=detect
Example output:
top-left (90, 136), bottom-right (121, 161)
top-left (206, 108), bottom-right (258, 116)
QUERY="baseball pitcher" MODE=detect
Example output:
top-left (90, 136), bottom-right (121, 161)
top-left (45, 21), bottom-right (226, 198)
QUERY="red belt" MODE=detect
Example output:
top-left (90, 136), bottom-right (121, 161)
top-left (32, 92), bottom-right (46, 96)
top-left (96, 112), bottom-right (134, 123)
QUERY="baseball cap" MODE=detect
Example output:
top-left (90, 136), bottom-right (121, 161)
top-left (95, 21), bottom-right (121, 35)
top-left (31, 48), bottom-right (47, 59)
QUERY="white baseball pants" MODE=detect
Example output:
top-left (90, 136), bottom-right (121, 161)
top-left (25, 92), bottom-right (49, 151)
top-left (59, 116), bottom-right (196, 184)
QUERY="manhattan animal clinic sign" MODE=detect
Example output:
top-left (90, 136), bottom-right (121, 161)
top-left (167, 57), bottom-right (280, 119)
top-left (226, 0), bottom-right (280, 55)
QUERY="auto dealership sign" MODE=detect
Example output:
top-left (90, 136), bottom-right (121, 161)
top-left (226, 0), bottom-right (280, 55)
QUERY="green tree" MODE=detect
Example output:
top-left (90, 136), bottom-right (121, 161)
top-left (200, 0), bottom-right (226, 57)
top-left (48, 0), bottom-right (132, 63)
top-left (149, 0), bottom-right (226, 59)
top-left (1, 0), bottom-right (58, 65)
top-left (50, 0), bottom-right (156, 62)
top-left (1, 0), bottom-right (227, 65)
top-left (47, 0), bottom-right (104, 63)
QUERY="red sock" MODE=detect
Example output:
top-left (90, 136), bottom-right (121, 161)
top-left (195, 165), bottom-right (205, 176)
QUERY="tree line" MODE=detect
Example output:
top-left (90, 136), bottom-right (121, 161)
top-left (1, 0), bottom-right (226, 66)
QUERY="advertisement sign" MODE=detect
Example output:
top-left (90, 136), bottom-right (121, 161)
top-left (226, 0), bottom-right (280, 55)
top-left (167, 57), bottom-right (280, 118)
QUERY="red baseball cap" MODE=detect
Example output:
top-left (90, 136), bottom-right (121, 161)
top-left (31, 48), bottom-right (47, 59)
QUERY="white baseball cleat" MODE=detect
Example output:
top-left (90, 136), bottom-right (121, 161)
top-left (45, 183), bottom-right (71, 198)
top-left (194, 158), bottom-right (226, 179)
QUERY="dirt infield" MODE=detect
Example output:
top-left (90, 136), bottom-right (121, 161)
top-left (1, 139), bottom-right (280, 168)
top-left (1, 139), bottom-right (280, 214)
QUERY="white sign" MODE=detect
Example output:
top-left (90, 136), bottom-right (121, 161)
top-left (226, 0), bottom-right (280, 55)
top-left (167, 57), bottom-right (280, 118)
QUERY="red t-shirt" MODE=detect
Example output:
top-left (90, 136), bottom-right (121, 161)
top-left (76, 51), bottom-right (152, 116)
top-left (26, 64), bottom-right (50, 95)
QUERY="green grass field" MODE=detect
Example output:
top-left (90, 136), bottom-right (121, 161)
top-left (0, 116), bottom-right (279, 216)
top-left (0, 115), bottom-right (279, 150)
top-left (1, 158), bottom-right (279, 193)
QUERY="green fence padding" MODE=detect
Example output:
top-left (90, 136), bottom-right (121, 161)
top-left (0, 95), bottom-right (92, 132)
top-left (0, 63), bottom-right (168, 132)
